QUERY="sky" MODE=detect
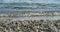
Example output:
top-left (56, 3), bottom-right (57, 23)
top-left (0, 0), bottom-right (60, 3)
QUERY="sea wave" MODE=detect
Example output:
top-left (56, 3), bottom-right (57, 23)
top-left (0, 3), bottom-right (60, 11)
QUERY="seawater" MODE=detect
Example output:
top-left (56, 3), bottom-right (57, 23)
top-left (0, 3), bottom-right (60, 20)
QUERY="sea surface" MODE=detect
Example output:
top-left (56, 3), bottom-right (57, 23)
top-left (0, 3), bottom-right (60, 12)
top-left (0, 3), bottom-right (60, 20)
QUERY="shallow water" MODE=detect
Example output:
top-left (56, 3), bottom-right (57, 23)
top-left (0, 16), bottom-right (60, 21)
top-left (0, 3), bottom-right (60, 21)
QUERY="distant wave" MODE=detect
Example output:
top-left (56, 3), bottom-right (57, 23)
top-left (0, 3), bottom-right (60, 12)
top-left (0, 0), bottom-right (60, 3)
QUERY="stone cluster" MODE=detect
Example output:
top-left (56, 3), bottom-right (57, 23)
top-left (0, 19), bottom-right (60, 32)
